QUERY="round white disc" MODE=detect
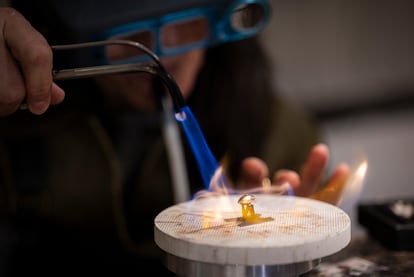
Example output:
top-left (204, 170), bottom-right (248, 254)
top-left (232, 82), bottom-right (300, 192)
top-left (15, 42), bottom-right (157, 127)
top-left (154, 195), bottom-right (350, 265)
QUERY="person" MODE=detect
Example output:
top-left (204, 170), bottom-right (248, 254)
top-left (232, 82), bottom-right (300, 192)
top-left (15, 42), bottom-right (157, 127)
top-left (0, 0), bottom-right (350, 276)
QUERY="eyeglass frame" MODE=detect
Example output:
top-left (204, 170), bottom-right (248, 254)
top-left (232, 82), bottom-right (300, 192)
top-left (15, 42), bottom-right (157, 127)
top-left (93, 0), bottom-right (271, 64)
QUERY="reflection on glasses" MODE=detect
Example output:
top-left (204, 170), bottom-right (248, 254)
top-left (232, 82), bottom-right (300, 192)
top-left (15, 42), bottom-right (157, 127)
top-left (97, 0), bottom-right (271, 64)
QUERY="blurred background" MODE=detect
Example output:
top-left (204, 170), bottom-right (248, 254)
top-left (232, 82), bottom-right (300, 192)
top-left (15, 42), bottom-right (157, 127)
top-left (1, 0), bottom-right (413, 237)
top-left (260, 0), bottom-right (414, 236)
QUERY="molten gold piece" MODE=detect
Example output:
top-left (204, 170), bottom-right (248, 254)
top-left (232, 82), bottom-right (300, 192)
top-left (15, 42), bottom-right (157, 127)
top-left (237, 194), bottom-right (273, 226)
top-left (238, 194), bottom-right (258, 220)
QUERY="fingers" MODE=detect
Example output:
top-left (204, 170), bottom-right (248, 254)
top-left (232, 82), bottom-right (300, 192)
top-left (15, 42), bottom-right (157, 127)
top-left (310, 163), bottom-right (350, 205)
top-left (273, 169), bottom-right (300, 188)
top-left (0, 33), bottom-right (25, 115)
top-left (0, 8), bottom-right (64, 116)
top-left (50, 82), bottom-right (65, 105)
top-left (239, 157), bottom-right (269, 188)
top-left (238, 144), bottom-right (349, 204)
top-left (296, 143), bottom-right (329, 197)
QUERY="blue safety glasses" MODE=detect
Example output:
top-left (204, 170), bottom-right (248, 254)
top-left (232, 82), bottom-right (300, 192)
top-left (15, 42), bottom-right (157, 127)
top-left (96, 0), bottom-right (271, 64)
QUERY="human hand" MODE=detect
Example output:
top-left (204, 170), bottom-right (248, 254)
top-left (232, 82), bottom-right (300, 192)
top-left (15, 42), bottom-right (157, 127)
top-left (239, 143), bottom-right (350, 205)
top-left (0, 7), bottom-right (65, 116)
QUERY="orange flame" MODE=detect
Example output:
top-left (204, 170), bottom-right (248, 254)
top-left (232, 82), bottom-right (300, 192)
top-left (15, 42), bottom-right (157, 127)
top-left (338, 160), bottom-right (368, 210)
top-left (311, 160), bottom-right (367, 206)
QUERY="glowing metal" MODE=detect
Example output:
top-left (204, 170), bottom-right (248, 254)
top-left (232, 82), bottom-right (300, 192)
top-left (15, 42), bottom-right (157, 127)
top-left (237, 194), bottom-right (273, 226)
top-left (238, 194), bottom-right (257, 221)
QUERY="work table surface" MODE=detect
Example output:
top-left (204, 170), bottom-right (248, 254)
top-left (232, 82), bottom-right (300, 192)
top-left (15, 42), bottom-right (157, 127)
top-left (303, 235), bottom-right (414, 276)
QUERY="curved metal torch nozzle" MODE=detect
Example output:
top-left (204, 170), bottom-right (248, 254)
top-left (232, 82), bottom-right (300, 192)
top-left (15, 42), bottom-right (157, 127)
top-left (21, 40), bottom-right (185, 112)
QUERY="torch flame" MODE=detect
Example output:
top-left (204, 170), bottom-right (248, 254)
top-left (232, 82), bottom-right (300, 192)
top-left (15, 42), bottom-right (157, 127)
top-left (194, 166), bottom-right (292, 200)
top-left (356, 161), bottom-right (368, 179)
top-left (310, 160), bottom-right (367, 207)
top-left (338, 160), bottom-right (368, 210)
top-left (261, 178), bottom-right (272, 192)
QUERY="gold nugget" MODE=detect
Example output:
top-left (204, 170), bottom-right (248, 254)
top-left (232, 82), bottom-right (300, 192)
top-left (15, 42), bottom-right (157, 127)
top-left (237, 194), bottom-right (274, 227)
top-left (238, 194), bottom-right (258, 221)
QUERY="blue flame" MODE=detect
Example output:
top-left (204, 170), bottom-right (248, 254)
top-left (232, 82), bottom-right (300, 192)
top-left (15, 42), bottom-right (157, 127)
top-left (175, 106), bottom-right (219, 189)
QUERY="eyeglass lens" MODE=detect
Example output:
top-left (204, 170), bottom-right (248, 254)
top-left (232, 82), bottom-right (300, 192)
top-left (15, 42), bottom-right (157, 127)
top-left (106, 17), bottom-right (209, 62)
